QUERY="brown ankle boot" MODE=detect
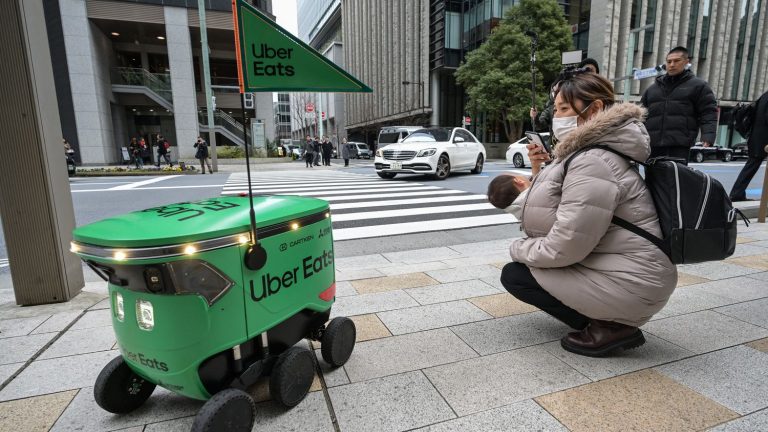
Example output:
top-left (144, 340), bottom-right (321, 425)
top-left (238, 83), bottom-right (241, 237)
top-left (560, 319), bottom-right (645, 357)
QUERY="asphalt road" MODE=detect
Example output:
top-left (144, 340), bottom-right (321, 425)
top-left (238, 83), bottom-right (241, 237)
top-left (0, 159), bottom-right (765, 271)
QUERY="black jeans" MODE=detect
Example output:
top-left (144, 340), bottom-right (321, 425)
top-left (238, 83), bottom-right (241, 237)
top-left (500, 262), bottom-right (589, 330)
top-left (649, 146), bottom-right (689, 165)
top-left (730, 155), bottom-right (765, 201)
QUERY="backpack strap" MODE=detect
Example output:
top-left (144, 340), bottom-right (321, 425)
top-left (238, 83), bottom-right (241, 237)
top-left (561, 145), bottom-right (669, 256)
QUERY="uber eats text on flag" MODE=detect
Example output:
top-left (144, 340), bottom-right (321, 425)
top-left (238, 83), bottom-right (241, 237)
top-left (232, 0), bottom-right (372, 93)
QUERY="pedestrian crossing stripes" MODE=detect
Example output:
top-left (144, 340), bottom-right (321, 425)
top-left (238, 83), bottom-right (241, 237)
top-left (222, 171), bottom-right (518, 240)
top-left (0, 258), bottom-right (8, 269)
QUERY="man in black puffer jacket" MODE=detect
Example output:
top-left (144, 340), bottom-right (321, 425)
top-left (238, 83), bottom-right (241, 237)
top-left (640, 46), bottom-right (718, 164)
top-left (730, 90), bottom-right (768, 201)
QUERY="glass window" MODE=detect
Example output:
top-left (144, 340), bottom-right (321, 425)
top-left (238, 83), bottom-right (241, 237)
top-left (742, 0), bottom-right (761, 99)
top-left (402, 128), bottom-right (452, 142)
top-left (699, 0), bottom-right (713, 60)
top-left (456, 130), bottom-right (477, 142)
top-left (730, 0), bottom-right (750, 100)
top-left (446, 12), bottom-right (461, 49)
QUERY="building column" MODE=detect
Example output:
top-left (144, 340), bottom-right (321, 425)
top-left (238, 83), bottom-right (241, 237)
top-left (164, 6), bottom-right (199, 159)
top-left (60, 0), bottom-right (110, 164)
top-left (0, 0), bottom-right (84, 305)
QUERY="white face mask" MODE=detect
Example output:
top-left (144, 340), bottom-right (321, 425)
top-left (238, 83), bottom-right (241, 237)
top-left (551, 116), bottom-right (579, 141)
top-left (552, 102), bottom-right (593, 141)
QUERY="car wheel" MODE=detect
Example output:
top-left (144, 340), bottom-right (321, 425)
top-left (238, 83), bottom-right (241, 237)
top-left (321, 317), bottom-right (357, 367)
top-left (433, 154), bottom-right (451, 180)
top-left (722, 151), bottom-right (733, 162)
top-left (470, 154), bottom-right (484, 174)
top-left (513, 153), bottom-right (525, 168)
top-left (269, 347), bottom-right (315, 407)
top-left (94, 356), bottom-right (156, 414)
top-left (692, 151), bottom-right (704, 163)
top-left (191, 389), bottom-right (255, 432)
top-left (377, 172), bottom-right (396, 179)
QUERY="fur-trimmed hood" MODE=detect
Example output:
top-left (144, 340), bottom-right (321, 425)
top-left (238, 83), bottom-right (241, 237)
top-left (553, 102), bottom-right (650, 162)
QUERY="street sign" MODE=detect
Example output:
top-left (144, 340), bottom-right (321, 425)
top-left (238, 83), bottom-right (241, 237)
top-left (306, 102), bottom-right (315, 112)
top-left (562, 50), bottom-right (583, 65)
top-left (633, 67), bottom-right (660, 80)
top-left (463, 116), bottom-right (471, 126)
top-left (304, 112), bottom-right (315, 119)
top-left (232, 0), bottom-right (371, 93)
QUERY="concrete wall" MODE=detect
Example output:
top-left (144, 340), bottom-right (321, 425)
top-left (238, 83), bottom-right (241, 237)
top-left (90, 22), bottom-right (118, 162)
top-left (164, 6), bottom-right (199, 159)
top-left (60, 0), bottom-right (111, 164)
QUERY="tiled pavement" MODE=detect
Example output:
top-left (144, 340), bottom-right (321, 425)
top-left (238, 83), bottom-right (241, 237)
top-left (1, 221), bottom-right (768, 431)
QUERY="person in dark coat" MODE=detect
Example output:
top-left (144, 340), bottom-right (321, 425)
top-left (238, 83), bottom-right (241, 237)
top-left (303, 135), bottom-right (314, 168)
top-left (155, 134), bottom-right (173, 167)
top-left (730, 90), bottom-right (768, 201)
top-left (312, 137), bottom-right (321, 166)
top-left (321, 136), bottom-right (332, 166)
top-left (194, 136), bottom-right (212, 174)
top-left (640, 46), bottom-right (718, 164)
top-left (340, 138), bottom-right (350, 167)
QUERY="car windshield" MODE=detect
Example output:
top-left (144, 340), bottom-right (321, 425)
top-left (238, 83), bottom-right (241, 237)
top-left (378, 132), bottom-right (401, 144)
top-left (402, 128), bottom-right (452, 143)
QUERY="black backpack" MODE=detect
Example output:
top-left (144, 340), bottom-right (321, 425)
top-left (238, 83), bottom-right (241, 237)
top-left (563, 146), bottom-right (749, 264)
top-left (730, 102), bottom-right (756, 138)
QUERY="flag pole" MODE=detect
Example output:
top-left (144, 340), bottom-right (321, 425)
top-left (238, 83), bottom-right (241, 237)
top-left (232, 0), bottom-right (265, 269)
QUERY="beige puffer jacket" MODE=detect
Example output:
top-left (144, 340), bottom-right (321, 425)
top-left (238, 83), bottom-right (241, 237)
top-left (510, 103), bottom-right (677, 327)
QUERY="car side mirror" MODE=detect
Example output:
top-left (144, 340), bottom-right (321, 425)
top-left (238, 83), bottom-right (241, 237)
top-left (454, 137), bottom-right (465, 143)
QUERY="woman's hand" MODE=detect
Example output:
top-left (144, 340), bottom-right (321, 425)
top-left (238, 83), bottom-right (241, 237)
top-left (526, 143), bottom-right (551, 177)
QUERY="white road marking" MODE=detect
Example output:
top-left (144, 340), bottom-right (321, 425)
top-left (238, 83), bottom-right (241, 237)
top-left (331, 203), bottom-right (495, 222)
top-left (330, 194), bottom-right (487, 210)
top-left (333, 214), bottom-right (516, 240)
top-left (109, 176), bottom-right (180, 190)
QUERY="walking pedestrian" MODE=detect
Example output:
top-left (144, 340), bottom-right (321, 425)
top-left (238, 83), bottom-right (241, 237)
top-left (313, 137), bottom-right (321, 166)
top-left (730, 90), bottom-right (768, 201)
top-left (640, 46), bottom-right (718, 164)
top-left (341, 138), bottom-right (350, 167)
top-left (502, 71), bottom-right (676, 357)
top-left (128, 137), bottom-right (141, 168)
top-left (322, 136), bottom-right (332, 166)
top-left (303, 135), bottom-right (314, 168)
top-left (194, 136), bottom-right (213, 174)
top-left (156, 134), bottom-right (173, 167)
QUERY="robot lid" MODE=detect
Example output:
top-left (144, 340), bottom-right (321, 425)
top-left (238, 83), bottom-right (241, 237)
top-left (72, 196), bottom-right (330, 251)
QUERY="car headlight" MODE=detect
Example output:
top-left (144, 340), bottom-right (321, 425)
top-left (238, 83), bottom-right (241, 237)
top-left (136, 299), bottom-right (154, 331)
top-left (165, 260), bottom-right (233, 305)
top-left (417, 148), bottom-right (436, 157)
top-left (376, 149), bottom-right (383, 157)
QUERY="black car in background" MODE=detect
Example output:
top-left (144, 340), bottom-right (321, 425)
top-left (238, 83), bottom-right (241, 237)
top-left (731, 142), bottom-right (749, 160)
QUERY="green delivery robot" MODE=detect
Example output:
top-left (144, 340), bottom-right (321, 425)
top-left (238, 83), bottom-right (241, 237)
top-left (70, 195), bottom-right (356, 431)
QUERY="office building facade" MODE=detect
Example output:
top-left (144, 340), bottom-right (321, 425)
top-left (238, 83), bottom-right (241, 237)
top-left (588, 0), bottom-right (767, 145)
top-left (292, 0), bottom-right (347, 143)
top-left (45, 0), bottom-right (276, 164)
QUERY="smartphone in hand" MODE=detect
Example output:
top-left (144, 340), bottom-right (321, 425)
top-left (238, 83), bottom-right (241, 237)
top-left (525, 131), bottom-right (551, 155)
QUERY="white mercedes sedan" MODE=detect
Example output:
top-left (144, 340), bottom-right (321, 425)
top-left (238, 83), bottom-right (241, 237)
top-left (374, 127), bottom-right (486, 180)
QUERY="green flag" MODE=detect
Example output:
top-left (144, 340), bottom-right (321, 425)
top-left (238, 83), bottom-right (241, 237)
top-left (233, 0), bottom-right (371, 93)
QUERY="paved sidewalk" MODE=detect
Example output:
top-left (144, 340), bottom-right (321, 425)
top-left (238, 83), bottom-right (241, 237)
top-left (1, 221), bottom-right (767, 431)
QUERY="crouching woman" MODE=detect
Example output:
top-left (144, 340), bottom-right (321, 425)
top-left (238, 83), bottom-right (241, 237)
top-left (502, 72), bottom-right (677, 357)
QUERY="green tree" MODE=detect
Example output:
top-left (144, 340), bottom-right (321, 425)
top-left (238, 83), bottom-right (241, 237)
top-left (455, 0), bottom-right (572, 142)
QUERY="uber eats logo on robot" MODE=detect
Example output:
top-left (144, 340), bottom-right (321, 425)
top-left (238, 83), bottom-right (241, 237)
top-left (250, 249), bottom-right (333, 302)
